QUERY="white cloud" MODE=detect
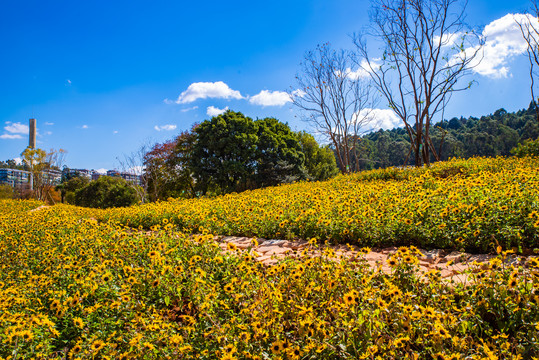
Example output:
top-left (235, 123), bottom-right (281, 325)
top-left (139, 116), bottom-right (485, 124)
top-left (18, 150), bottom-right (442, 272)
top-left (14, 157), bottom-right (22, 165)
top-left (181, 106), bottom-right (199, 112)
top-left (206, 106), bottom-right (229, 117)
top-left (347, 59), bottom-right (382, 80)
top-left (461, 13), bottom-right (539, 78)
top-left (113, 130), bottom-right (119, 134)
top-left (154, 124), bottom-right (177, 131)
top-left (356, 108), bottom-right (402, 131)
top-left (44, 131), bottom-right (52, 135)
top-left (0, 134), bottom-right (22, 139)
top-left (345, 67), bottom-right (370, 80)
top-left (65, 79), bottom-right (72, 86)
top-left (4, 122), bottom-right (29, 134)
top-left (434, 32), bottom-right (464, 48)
top-left (336, 60), bottom-right (376, 80)
top-left (249, 90), bottom-right (292, 106)
top-left (44, 122), bottom-right (54, 126)
top-left (95, 168), bottom-right (107, 174)
top-left (174, 81), bottom-right (243, 104)
top-left (82, 125), bottom-right (89, 129)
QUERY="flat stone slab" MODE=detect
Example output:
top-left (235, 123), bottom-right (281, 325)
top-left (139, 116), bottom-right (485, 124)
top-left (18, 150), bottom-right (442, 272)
top-left (258, 239), bottom-right (288, 246)
top-left (257, 246), bottom-right (292, 256)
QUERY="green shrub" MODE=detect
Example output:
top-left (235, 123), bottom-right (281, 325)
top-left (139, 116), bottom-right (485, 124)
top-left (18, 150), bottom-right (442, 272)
top-left (511, 138), bottom-right (539, 157)
top-left (74, 176), bottom-right (138, 208)
top-left (0, 184), bottom-right (14, 199)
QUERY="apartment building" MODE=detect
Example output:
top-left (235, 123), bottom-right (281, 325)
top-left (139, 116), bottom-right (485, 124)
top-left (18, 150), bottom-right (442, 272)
top-left (0, 168), bottom-right (31, 188)
top-left (107, 170), bottom-right (142, 186)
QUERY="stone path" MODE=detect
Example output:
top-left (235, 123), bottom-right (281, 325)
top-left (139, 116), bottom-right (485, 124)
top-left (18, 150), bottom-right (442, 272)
top-left (217, 235), bottom-right (534, 285)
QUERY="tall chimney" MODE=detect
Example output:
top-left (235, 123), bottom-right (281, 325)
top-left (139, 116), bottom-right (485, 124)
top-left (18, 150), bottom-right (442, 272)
top-left (29, 118), bottom-right (36, 149)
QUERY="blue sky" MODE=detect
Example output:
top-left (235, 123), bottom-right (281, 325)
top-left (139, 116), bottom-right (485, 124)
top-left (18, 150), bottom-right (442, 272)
top-left (0, 0), bottom-right (535, 170)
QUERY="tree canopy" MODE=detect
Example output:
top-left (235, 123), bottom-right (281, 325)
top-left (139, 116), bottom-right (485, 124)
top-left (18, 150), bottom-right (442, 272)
top-left (74, 176), bottom-right (138, 209)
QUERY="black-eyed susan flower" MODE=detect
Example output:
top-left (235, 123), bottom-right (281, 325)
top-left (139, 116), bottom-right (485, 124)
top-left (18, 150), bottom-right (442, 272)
top-left (73, 317), bottom-right (84, 329)
top-left (18, 330), bottom-right (33, 342)
top-left (271, 340), bottom-right (284, 354)
top-left (223, 344), bottom-right (237, 354)
top-left (91, 339), bottom-right (105, 352)
top-left (71, 344), bottom-right (82, 354)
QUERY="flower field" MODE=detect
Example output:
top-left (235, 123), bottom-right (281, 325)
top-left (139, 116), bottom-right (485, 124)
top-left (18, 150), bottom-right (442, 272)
top-left (2, 156), bottom-right (539, 359)
top-left (93, 156), bottom-right (539, 253)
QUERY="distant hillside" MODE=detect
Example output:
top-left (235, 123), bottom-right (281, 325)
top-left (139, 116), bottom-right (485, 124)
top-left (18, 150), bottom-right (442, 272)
top-left (354, 103), bottom-right (539, 170)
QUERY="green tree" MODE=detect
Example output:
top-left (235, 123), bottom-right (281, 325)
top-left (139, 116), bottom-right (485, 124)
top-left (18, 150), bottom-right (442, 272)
top-left (56, 176), bottom-right (90, 204)
top-left (191, 111), bottom-right (259, 194)
top-left (295, 131), bottom-right (339, 181)
top-left (255, 118), bottom-right (306, 187)
top-left (512, 138), bottom-right (539, 157)
top-left (191, 110), bottom-right (310, 195)
top-left (144, 128), bottom-right (198, 201)
top-left (74, 176), bottom-right (138, 209)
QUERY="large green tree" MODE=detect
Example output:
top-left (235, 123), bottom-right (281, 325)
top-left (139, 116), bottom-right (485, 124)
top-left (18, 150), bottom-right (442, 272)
top-left (255, 118), bottom-right (306, 187)
top-left (190, 110), bottom-right (309, 195)
top-left (191, 111), bottom-right (259, 194)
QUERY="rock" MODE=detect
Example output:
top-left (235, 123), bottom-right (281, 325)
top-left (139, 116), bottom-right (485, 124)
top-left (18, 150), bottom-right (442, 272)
top-left (504, 256), bottom-right (525, 266)
top-left (467, 254), bottom-right (495, 264)
top-left (363, 252), bottom-right (386, 262)
top-left (439, 251), bottom-right (471, 264)
top-left (256, 246), bottom-right (291, 256)
top-left (261, 258), bottom-right (280, 266)
top-left (419, 249), bottom-right (445, 264)
top-left (280, 240), bottom-right (308, 250)
top-left (258, 239), bottom-right (287, 247)
top-left (380, 247), bottom-right (398, 255)
top-left (28, 205), bottom-right (50, 213)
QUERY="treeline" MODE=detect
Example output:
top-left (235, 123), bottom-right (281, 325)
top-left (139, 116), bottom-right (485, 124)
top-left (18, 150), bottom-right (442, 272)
top-left (4, 106), bottom-right (538, 207)
top-left (353, 104), bottom-right (539, 171)
top-left (0, 159), bottom-right (25, 170)
top-left (53, 110), bottom-right (338, 206)
top-left (143, 110), bottom-right (339, 201)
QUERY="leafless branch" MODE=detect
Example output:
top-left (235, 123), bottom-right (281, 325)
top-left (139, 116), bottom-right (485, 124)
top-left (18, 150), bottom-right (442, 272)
top-left (290, 43), bottom-right (379, 173)
top-left (354, 0), bottom-right (483, 166)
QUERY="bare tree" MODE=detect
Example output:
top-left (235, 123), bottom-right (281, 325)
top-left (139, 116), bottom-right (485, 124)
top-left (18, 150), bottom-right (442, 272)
top-left (117, 143), bottom-right (151, 204)
top-left (515, 4), bottom-right (539, 124)
top-left (290, 43), bottom-right (379, 173)
top-left (355, 0), bottom-right (483, 166)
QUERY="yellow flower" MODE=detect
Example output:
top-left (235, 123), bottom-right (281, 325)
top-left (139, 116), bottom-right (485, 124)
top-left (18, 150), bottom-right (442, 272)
top-left (143, 342), bottom-right (155, 351)
top-left (70, 344), bottom-right (82, 355)
top-left (18, 330), bottom-right (34, 342)
top-left (73, 317), bottom-right (84, 329)
top-left (343, 291), bottom-right (358, 306)
top-left (271, 340), bottom-right (284, 354)
top-left (223, 344), bottom-right (237, 354)
top-left (91, 339), bottom-right (106, 352)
